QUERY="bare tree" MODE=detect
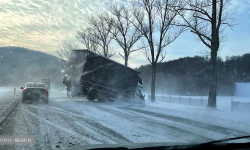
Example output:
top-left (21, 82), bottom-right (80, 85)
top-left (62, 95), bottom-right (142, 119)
top-left (107, 5), bottom-right (142, 66)
top-left (56, 41), bottom-right (78, 70)
top-left (77, 27), bottom-right (99, 53)
top-left (84, 13), bottom-right (115, 58)
top-left (176, 0), bottom-right (235, 107)
top-left (132, 0), bottom-right (185, 102)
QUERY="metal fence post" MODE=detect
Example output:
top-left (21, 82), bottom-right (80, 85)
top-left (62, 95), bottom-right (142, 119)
top-left (131, 92), bottom-right (133, 104)
top-left (201, 97), bottom-right (203, 107)
top-left (14, 87), bottom-right (16, 95)
top-left (189, 97), bottom-right (191, 106)
top-left (231, 97), bottom-right (233, 111)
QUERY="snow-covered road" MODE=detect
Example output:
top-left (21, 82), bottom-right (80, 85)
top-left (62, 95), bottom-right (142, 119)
top-left (0, 92), bottom-right (250, 150)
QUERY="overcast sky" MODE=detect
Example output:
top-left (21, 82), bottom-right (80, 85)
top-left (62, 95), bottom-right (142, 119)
top-left (0, 0), bottom-right (249, 68)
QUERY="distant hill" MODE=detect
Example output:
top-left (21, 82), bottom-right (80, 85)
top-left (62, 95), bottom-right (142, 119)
top-left (1, 46), bottom-right (249, 95)
top-left (137, 53), bottom-right (250, 96)
top-left (137, 56), bottom-right (245, 96)
top-left (0, 47), bottom-right (63, 89)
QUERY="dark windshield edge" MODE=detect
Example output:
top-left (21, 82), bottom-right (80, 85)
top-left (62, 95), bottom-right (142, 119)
top-left (202, 135), bottom-right (250, 145)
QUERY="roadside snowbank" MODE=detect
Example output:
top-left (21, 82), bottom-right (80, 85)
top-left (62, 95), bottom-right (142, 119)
top-left (0, 93), bottom-right (20, 126)
top-left (0, 87), bottom-right (12, 94)
top-left (145, 101), bottom-right (250, 133)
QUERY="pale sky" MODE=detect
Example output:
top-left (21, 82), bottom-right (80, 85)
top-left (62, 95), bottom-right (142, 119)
top-left (0, 0), bottom-right (250, 68)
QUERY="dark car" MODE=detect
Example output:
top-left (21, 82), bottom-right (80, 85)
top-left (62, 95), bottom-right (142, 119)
top-left (20, 82), bottom-right (49, 104)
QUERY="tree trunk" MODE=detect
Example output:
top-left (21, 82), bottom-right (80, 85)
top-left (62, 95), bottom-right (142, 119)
top-left (125, 55), bottom-right (128, 67)
top-left (207, 0), bottom-right (218, 108)
top-left (151, 63), bottom-right (156, 102)
top-left (207, 47), bottom-right (218, 107)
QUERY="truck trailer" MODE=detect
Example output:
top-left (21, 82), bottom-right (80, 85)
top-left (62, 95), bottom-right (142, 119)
top-left (63, 50), bottom-right (144, 103)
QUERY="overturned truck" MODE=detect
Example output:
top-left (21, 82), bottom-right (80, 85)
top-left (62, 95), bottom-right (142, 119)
top-left (63, 50), bottom-right (145, 104)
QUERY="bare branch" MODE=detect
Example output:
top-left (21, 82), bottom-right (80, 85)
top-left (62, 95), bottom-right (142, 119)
top-left (106, 4), bottom-right (143, 66)
top-left (118, 53), bottom-right (125, 59)
top-left (217, 0), bottom-right (223, 32)
top-left (158, 53), bottom-right (166, 63)
top-left (193, 15), bottom-right (211, 22)
top-left (130, 45), bottom-right (149, 52)
top-left (132, 0), bottom-right (184, 65)
top-left (56, 41), bottom-right (78, 70)
top-left (80, 13), bottom-right (115, 58)
top-left (77, 27), bottom-right (99, 53)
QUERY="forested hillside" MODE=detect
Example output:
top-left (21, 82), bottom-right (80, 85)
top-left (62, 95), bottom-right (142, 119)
top-left (0, 47), bottom-right (63, 89)
top-left (137, 54), bottom-right (250, 96)
top-left (1, 46), bottom-right (250, 95)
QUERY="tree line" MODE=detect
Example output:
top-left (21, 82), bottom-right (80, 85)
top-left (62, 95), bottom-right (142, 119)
top-left (138, 53), bottom-right (250, 96)
top-left (137, 55), bottom-right (250, 96)
top-left (57, 0), bottom-right (235, 108)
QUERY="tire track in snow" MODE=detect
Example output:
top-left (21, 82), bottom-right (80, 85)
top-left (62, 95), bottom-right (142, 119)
top-left (26, 104), bottom-right (121, 148)
top-left (22, 104), bottom-right (52, 150)
top-left (24, 105), bottom-right (99, 144)
top-left (26, 103), bottom-right (133, 144)
top-left (25, 104), bottom-right (85, 118)
top-left (48, 103), bottom-right (133, 144)
top-left (56, 102), bottom-right (193, 143)
top-left (122, 107), bottom-right (249, 139)
top-left (37, 102), bottom-right (169, 143)
top-left (0, 103), bottom-right (52, 150)
top-left (94, 104), bottom-right (212, 143)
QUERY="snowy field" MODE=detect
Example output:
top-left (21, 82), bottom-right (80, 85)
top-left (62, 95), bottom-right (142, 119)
top-left (145, 94), bottom-right (250, 112)
top-left (143, 82), bottom-right (250, 113)
top-left (0, 90), bottom-right (249, 150)
top-left (0, 87), bottom-right (13, 94)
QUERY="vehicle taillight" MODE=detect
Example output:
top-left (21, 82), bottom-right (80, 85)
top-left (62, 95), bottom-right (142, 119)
top-left (45, 89), bottom-right (48, 92)
top-left (23, 89), bottom-right (26, 92)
